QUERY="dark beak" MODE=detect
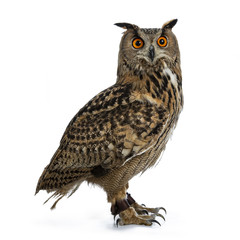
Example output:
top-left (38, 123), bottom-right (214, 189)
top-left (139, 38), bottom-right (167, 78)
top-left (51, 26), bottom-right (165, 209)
top-left (149, 45), bottom-right (155, 61)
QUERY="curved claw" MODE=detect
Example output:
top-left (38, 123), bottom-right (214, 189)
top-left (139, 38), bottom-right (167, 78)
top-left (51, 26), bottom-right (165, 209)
top-left (115, 218), bottom-right (121, 227)
top-left (157, 207), bottom-right (167, 215)
top-left (139, 209), bottom-right (149, 215)
top-left (143, 210), bottom-right (149, 215)
top-left (141, 204), bottom-right (146, 207)
top-left (150, 219), bottom-right (161, 226)
top-left (156, 213), bottom-right (165, 221)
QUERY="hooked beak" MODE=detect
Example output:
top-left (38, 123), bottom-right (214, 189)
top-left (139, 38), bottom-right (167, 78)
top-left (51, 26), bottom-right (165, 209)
top-left (149, 45), bottom-right (155, 62)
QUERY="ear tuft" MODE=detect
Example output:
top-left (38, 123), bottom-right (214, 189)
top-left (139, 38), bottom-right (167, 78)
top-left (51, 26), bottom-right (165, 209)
top-left (114, 22), bottom-right (139, 30)
top-left (162, 19), bottom-right (178, 30)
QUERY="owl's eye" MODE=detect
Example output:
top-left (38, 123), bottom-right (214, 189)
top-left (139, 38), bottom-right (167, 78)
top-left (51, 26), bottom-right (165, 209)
top-left (132, 38), bottom-right (144, 49)
top-left (157, 36), bottom-right (168, 47)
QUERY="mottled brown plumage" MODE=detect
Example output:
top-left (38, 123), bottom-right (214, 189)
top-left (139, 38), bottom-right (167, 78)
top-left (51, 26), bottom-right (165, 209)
top-left (36, 19), bottom-right (183, 226)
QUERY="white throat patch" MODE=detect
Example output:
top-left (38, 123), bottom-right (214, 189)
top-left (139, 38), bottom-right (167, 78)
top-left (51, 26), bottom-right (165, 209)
top-left (163, 68), bottom-right (178, 89)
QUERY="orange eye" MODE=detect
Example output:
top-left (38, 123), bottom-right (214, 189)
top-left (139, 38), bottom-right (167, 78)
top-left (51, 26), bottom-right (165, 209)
top-left (157, 36), bottom-right (168, 47)
top-left (132, 38), bottom-right (144, 49)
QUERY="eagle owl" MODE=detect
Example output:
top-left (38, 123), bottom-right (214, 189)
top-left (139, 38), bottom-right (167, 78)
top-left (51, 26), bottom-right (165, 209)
top-left (36, 19), bottom-right (183, 226)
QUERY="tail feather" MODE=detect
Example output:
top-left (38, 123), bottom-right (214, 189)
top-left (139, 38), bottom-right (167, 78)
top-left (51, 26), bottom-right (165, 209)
top-left (43, 180), bottom-right (83, 209)
top-left (35, 165), bottom-right (92, 209)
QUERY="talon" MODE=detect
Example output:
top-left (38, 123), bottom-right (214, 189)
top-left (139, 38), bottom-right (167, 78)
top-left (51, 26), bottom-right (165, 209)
top-left (116, 218), bottom-right (120, 227)
top-left (156, 213), bottom-right (165, 221)
top-left (141, 204), bottom-right (146, 207)
top-left (142, 210), bottom-right (149, 215)
top-left (158, 207), bottom-right (167, 215)
top-left (137, 209), bottom-right (149, 215)
top-left (150, 219), bottom-right (161, 226)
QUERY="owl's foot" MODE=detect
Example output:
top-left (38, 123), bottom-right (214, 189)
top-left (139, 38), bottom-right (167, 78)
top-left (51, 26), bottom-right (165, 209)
top-left (127, 193), bottom-right (166, 221)
top-left (111, 193), bottom-right (166, 226)
top-left (116, 207), bottom-right (160, 226)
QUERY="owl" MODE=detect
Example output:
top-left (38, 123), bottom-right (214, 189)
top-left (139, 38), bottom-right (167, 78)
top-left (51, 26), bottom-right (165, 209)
top-left (36, 19), bottom-right (183, 226)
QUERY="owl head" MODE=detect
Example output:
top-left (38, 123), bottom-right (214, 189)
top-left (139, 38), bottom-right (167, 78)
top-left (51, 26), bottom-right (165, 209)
top-left (115, 19), bottom-right (180, 76)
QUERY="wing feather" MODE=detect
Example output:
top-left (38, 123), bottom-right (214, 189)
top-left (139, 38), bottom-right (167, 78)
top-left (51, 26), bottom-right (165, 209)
top-left (37, 84), bottom-right (170, 190)
top-left (48, 85), bottom-right (169, 171)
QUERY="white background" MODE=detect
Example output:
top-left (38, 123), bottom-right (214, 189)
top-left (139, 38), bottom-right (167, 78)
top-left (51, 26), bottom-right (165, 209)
top-left (1, 0), bottom-right (240, 239)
